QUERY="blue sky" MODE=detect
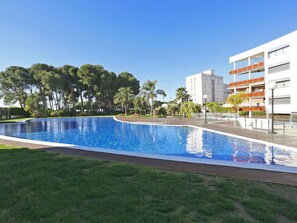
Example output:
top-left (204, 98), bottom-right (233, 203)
top-left (1, 0), bottom-right (297, 102)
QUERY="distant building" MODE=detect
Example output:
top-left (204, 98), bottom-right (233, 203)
top-left (228, 30), bottom-right (297, 116)
top-left (186, 69), bottom-right (226, 105)
top-left (223, 84), bottom-right (229, 101)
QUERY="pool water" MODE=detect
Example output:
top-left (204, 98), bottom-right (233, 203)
top-left (0, 117), bottom-right (297, 168)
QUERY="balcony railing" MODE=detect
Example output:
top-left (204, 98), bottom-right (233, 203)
top-left (242, 106), bottom-right (265, 111)
top-left (247, 91), bottom-right (265, 97)
top-left (228, 77), bottom-right (265, 88)
top-left (229, 62), bottom-right (264, 75)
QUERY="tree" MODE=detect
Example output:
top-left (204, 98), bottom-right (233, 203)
top-left (225, 92), bottom-right (248, 118)
top-left (156, 89), bottom-right (167, 102)
top-left (133, 95), bottom-right (148, 116)
top-left (175, 87), bottom-right (190, 117)
top-left (207, 102), bottom-right (222, 113)
top-left (77, 64), bottom-right (103, 113)
top-left (24, 93), bottom-right (48, 118)
top-left (166, 103), bottom-right (179, 116)
top-left (141, 80), bottom-right (165, 116)
top-left (0, 66), bottom-right (32, 108)
top-left (175, 87), bottom-right (190, 103)
top-left (59, 65), bottom-right (80, 112)
top-left (117, 72), bottom-right (140, 95)
top-left (29, 64), bottom-right (55, 109)
top-left (181, 101), bottom-right (201, 117)
top-left (114, 87), bottom-right (134, 116)
top-left (99, 71), bottom-right (118, 112)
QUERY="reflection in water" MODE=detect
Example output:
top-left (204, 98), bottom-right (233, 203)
top-left (0, 117), bottom-right (297, 168)
top-left (185, 127), bottom-right (295, 166)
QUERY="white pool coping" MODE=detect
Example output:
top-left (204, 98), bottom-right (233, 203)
top-left (0, 116), bottom-right (296, 174)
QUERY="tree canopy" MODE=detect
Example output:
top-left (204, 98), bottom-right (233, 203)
top-left (0, 63), bottom-right (141, 117)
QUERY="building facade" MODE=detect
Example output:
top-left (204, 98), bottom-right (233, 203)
top-left (229, 30), bottom-right (297, 116)
top-left (186, 69), bottom-right (225, 105)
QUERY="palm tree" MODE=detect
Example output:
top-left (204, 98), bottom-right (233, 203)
top-left (175, 87), bottom-right (190, 117)
top-left (142, 80), bottom-right (165, 116)
top-left (114, 87), bottom-right (134, 116)
top-left (175, 87), bottom-right (190, 103)
top-left (225, 92), bottom-right (248, 119)
top-left (133, 95), bottom-right (148, 116)
top-left (156, 89), bottom-right (167, 102)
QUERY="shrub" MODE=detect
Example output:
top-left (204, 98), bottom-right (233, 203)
top-left (24, 94), bottom-right (48, 118)
top-left (218, 107), bottom-right (231, 113)
top-left (239, 111), bottom-right (248, 116)
top-left (156, 107), bottom-right (167, 116)
top-left (50, 109), bottom-right (77, 117)
top-left (252, 111), bottom-right (266, 116)
top-left (9, 107), bottom-right (30, 117)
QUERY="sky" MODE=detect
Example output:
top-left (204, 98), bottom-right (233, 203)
top-left (1, 0), bottom-right (297, 104)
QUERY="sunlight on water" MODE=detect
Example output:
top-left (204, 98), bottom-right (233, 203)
top-left (0, 117), bottom-right (297, 168)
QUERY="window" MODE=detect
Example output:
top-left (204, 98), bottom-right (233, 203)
top-left (268, 62), bottom-right (290, 74)
top-left (269, 97), bottom-right (290, 105)
top-left (268, 45), bottom-right (289, 58)
top-left (276, 80), bottom-right (290, 88)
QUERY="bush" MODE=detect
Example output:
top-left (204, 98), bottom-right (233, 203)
top-left (156, 107), bottom-right (167, 116)
top-left (218, 107), bottom-right (231, 113)
top-left (9, 107), bottom-right (30, 117)
top-left (24, 94), bottom-right (48, 118)
top-left (50, 109), bottom-right (77, 117)
top-left (252, 111), bottom-right (266, 116)
top-left (239, 111), bottom-right (248, 116)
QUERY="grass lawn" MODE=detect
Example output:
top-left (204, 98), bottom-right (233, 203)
top-left (0, 117), bottom-right (32, 124)
top-left (1, 145), bottom-right (297, 223)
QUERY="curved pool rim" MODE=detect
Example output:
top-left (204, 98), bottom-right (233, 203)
top-left (0, 116), bottom-right (296, 174)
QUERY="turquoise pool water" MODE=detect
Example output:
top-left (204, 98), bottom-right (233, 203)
top-left (0, 117), bottom-right (296, 168)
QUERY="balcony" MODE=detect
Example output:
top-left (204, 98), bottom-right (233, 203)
top-left (229, 62), bottom-right (264, 75)
top-left (247, 91), bottom-right (265, 98)
top-left (242, 106), bottom-right (265, 111)
top-left (228, 77), bottom-right (265, 88)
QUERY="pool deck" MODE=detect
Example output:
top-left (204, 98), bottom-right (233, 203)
top-left (1, 116), bottom-right (297, 186)
top-left (116, 116), bottom-right (297, 148)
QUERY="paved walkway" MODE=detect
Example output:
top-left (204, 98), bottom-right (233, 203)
top-left (1, 116), bottom-right (297, 186)
top-left (117, 116), bottom-right (297, 148)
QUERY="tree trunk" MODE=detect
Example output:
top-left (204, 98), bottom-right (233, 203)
top-left (125, 104), bottom-right (127, 116)
top-left (150, 98), bottom-right (154, 117)
top-left (88, 87), bottom-right (92, 113)
top-left (55, 92), bottom-right (60, 110)
top-left (80, 92), bottom-right (84, 113)
top-left (72, 90), bottom-right (76, 112)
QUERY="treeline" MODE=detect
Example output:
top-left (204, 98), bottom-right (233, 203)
top-left (0, 63), bottom-right (202, 118)
top-left (0, 64), bottom-right (140, 117)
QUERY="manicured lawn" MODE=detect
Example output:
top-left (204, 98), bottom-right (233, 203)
top-left (1, 145), bottom-right (297, 222)
top-left (0, 117), bottom-right (32, 124)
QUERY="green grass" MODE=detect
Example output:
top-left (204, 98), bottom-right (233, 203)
top-left (1, 145), bottom-right (297, 223)
top-left (0, 117), bottom-right (32, 124)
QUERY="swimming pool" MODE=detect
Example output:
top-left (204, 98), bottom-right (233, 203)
top-left (0, 117), bottom-right (297, 171)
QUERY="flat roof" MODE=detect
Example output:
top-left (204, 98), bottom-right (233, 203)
top-left (229, 30), bottom-right (297, 63)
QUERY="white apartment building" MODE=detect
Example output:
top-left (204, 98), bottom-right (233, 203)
top-left (186, 69), bottom-right (225, 105)
top-left (229, 30), bottom-right (297, 116)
